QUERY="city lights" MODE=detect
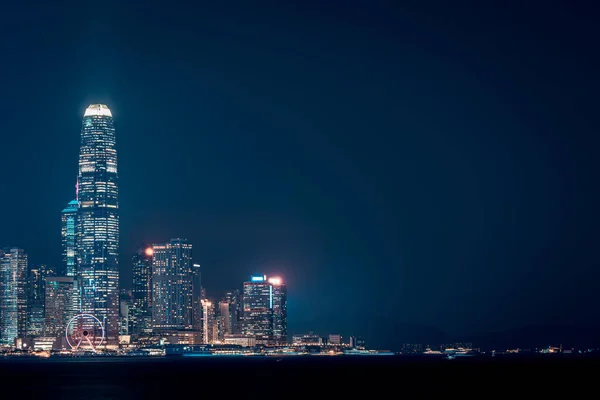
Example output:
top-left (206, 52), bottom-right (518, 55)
top-left (268, 277), bottom-right (282, 285)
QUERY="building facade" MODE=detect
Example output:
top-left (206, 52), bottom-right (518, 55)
top-left (241, 275), bottom-right (288, 345)
top-left (75, 104), bottom-right (120, 344)
top-left (26, 264), bottom-right (53, 337)
top-left (131, 245), bottom-right (153, 334)
top-left (0, 248), bottom-right (28, 345)
top-left (218, 300), bottom-right (230, 340)
top-left (61, 199), bottom-right (78, 277)
top-left (192, 263), bottom-right (202, 332)
top-left (119, 289), bottom-right (134, 335)
top-left (226, 290), bottom-right (243, 335)
top-left (201, 299), bottom-right (217, 344)
top-left (242, 275), bottom-right (273, 344)
top-left (269, 277), bottom-right (287, 345)
top-left (44, 277), bottom-right (75, 338)
top-left (152, 239), bottom-right (194, 331)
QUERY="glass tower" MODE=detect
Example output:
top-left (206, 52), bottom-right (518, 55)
top-left (269, 277), bottom-right (287, 345)
top-left (242, 275), bottom-right (273, 344)
top-left (131, 245), bottom-right (153, 334)
top-left (151, 239), bottom-right (193, 331)
top-left (26, 264), bottom-right (53, 337)
top-left (76, 104), bottom-right (119, 344)
top-left (44, 277), bottom-right (75, 338)
top-left (0, 248), bottom-right (28, 345)
top-left (61, 199), bottom-right (79, 277)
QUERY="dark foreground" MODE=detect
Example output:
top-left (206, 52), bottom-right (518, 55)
top-left (0, 355), bottom-right (596, 398)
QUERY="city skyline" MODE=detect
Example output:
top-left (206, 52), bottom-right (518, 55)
top-left (0, 2), bottom-right (599, 351)
top-left (1, 103), bottom-right (295, 350)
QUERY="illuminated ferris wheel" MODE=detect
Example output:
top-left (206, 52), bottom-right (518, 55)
top-left (65, 313), bottom-right (105, 352)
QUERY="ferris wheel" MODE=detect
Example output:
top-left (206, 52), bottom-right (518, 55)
top-left (65, 313), bottom-right (105, 352)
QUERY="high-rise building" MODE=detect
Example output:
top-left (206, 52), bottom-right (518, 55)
top-left (151, 239), bottom-right (193, 331)
top-left (242, 275), bottom-right (273, 344)
top-left (61, 199), bottom-right (79, 277)
top-left (0, 248), bottom-right (28, 345)
top-left (119, 289), bottom-right (134, 335)
top-left (241, 275), bottom-right (288, 345)
top-left (268, 277), bottom-right (287, 345)
top-left (201, 299), bottom-right (217, 344)
top-left (75, 104), bottom-right (120, 344)
top-left (44, 277), bottom-right (75, 338)
top-left (192, 263), bottom-right (202, 331)
top-left (218, 300), bottom-right (230, 340)
top-left (131, 245), bottom-right (153, 334)
top-left (26, 264), bottom-right (53, 337)
top-left (224, 290), bottom-right (243, 334)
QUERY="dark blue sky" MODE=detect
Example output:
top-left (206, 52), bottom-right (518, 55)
top-left (0, 1), bottom-right (598, 344)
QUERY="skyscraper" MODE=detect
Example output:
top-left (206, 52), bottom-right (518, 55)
top-left (0, 248), bottom-right (28, 345)
top-left (151, 239), bottom-right (194, 331)
top-left (131, 245), bottom-right (153, 334)
top-left (268, 277), bottom-right (287, 345)
top-left (26, 264), bottom-right (53, 337)
top-left (242, 275), bottom-right (273, 344)
top-left (241, 275), bottom-right (288, 345)
top-left (192, 263), bottom-right (202, 331)
top-left (75, 104), bottom-right (120, 344)
top-left (61, 199), bottom-right (79, 277)
top-left (201, 299), bottom-right (217, 344)
top-left (218, 300), bottom-right (231, 339)
top-left (221, 290), bottom-right (242, 335)
top-left (44, 277), bottom-right (75, 338)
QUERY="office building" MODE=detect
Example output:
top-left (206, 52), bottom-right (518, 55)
top-left (26, 264), bottom-right (53, 337)
top-left (131, 245), bottom-right (153, 334)
top-left (192, 263), bottom-right (202, 331)
top-left (328, 334), bottom-right (342, 345)
top-left (151, 239), bottom-right (193, 331)
top-left (218, 300), bottom-right (230, 340)
top-left (0, 248), bottom-right (28, 345)
top-left (201, 299), bottom-right (217, 344)
top-left (223, 290), bottom-right (242, 334)
top-left (61, 199), bottom-right (78, 277)
top-left (44, 276), bottom-right (75, 338)
top-left (119, 290), bottom-right (134, 335)
top-left (292, 333), bottom-right (323, 345)
top-left (242, 275), bottom-right (273, 344)
top-left (268, 277), bottom-right (287, 345)
top-left (75, 104), bottom-right (120, 344)
top-left (241, 275), bottom-right (288, 345)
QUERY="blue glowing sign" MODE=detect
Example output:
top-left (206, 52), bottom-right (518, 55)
top-left (251, 276), bottom-right (264, 282)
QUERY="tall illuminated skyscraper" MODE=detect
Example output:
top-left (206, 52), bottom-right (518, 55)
top-left (75, 104), bottom-right (120, 344)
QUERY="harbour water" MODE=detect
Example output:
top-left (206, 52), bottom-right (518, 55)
top-left (0, 354), bottom-right (593, 398)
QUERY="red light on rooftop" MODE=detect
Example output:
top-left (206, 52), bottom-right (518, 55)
top-left (145, 247), bottom-right (154, 257)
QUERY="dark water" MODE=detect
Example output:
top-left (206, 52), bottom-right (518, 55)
top-left (0, 355), bottom-right (594, 398)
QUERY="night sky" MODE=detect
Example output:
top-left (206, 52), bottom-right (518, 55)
top-left (1, 1), bottom-right (598, 347)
